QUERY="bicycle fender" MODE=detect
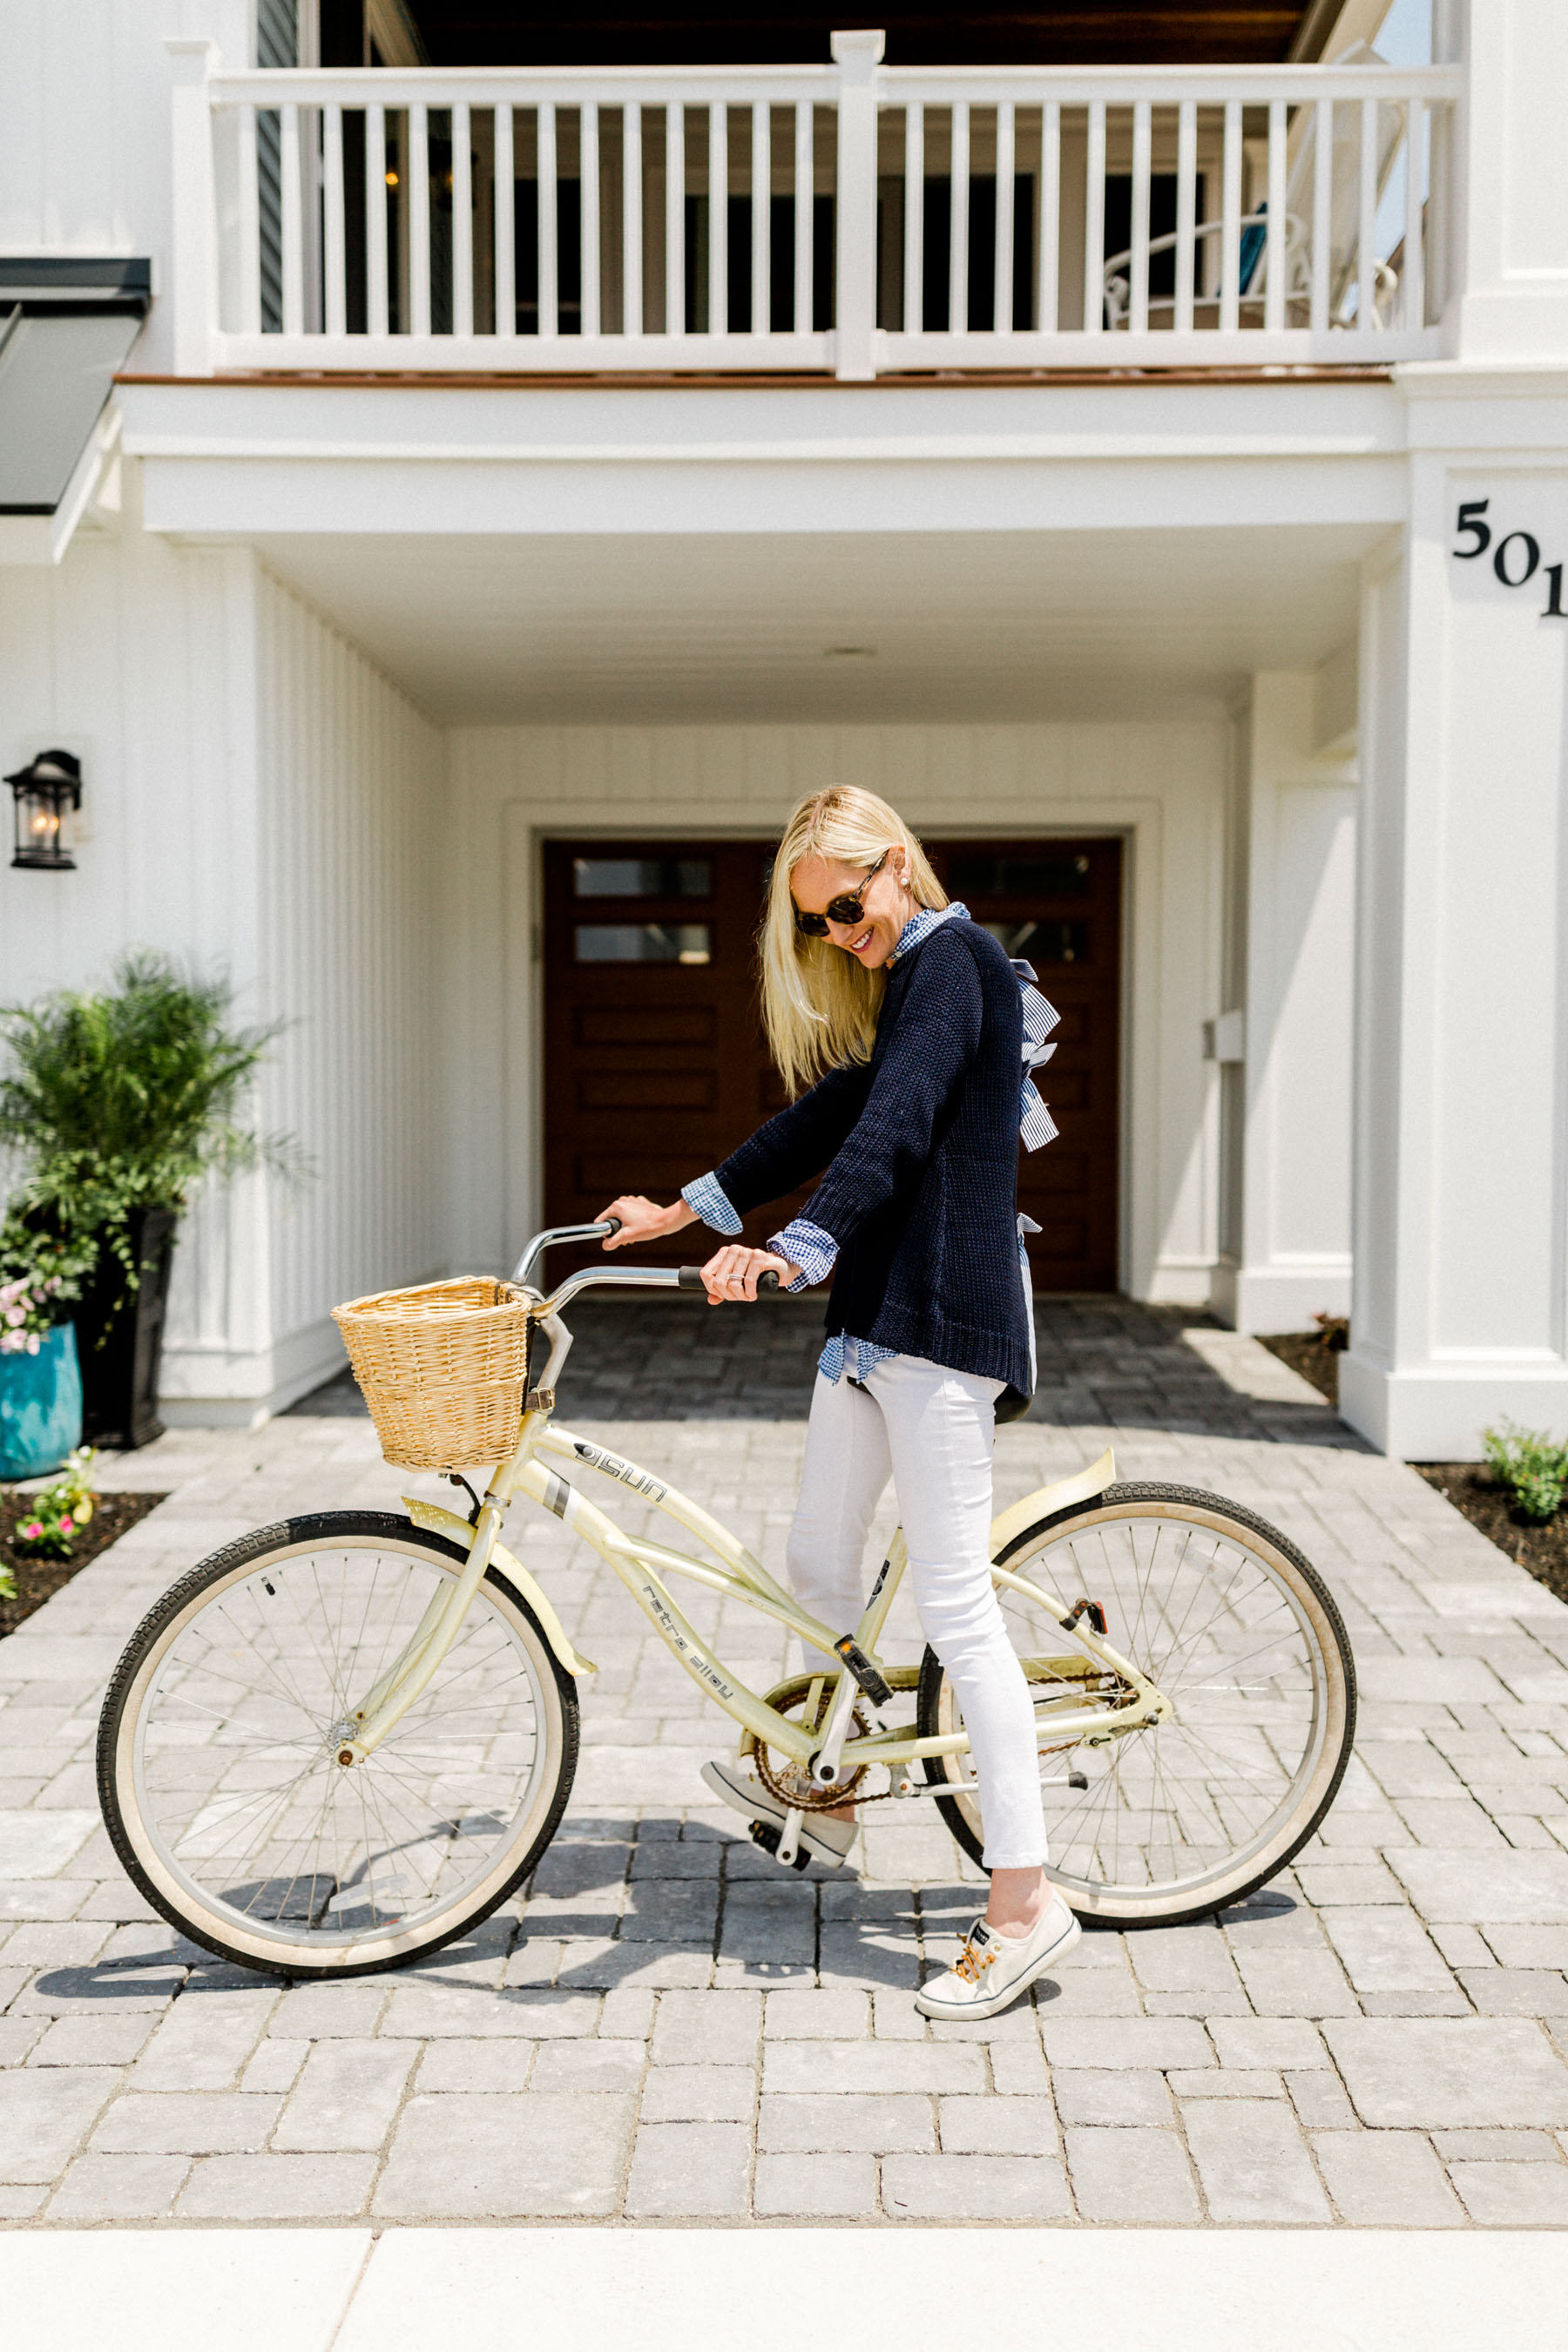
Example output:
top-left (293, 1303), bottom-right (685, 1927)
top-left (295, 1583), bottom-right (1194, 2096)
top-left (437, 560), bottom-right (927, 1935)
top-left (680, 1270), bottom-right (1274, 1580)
top-left (401, 1497), bottom-right (597, 1677)
top-left (989, 1448), bottom-right (1116, 1563)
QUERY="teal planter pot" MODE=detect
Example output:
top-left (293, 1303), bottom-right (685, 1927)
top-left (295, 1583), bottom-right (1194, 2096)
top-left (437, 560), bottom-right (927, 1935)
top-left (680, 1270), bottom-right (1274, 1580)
top-left (0, 1324), bottom-right (84, 1481)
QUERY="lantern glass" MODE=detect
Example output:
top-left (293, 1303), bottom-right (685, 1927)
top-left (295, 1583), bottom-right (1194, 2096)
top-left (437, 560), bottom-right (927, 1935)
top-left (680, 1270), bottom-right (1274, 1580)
top-left (8, 752), bottom-right (80, 872)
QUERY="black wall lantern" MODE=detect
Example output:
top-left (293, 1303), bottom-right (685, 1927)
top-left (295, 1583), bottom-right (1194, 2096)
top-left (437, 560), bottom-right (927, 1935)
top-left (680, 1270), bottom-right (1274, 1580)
top-left (7, 748), bottom-right (82, 870)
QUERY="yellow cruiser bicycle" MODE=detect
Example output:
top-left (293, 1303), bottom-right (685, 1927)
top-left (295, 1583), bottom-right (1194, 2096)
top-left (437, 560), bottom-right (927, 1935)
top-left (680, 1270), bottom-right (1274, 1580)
top-left (98, 1222), bottom-right (1355, 1979)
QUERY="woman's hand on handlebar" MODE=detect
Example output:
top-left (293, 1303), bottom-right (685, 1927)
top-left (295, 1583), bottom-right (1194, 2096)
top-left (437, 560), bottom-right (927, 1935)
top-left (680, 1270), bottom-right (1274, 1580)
top-left (595, 1195), bottom-right (697, 1249)
top-left (699, 1245), bottom-right (798, 1303)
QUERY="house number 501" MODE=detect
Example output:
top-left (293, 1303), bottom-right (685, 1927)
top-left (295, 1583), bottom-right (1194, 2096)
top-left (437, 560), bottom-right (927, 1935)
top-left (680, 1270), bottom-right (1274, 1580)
top-left (1453, 499), bottom-right (1568, 616)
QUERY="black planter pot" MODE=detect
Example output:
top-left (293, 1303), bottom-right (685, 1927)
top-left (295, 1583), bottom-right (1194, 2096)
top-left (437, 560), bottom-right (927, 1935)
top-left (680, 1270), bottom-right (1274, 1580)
top-left (73, 1207), bottom-right (179, 1451)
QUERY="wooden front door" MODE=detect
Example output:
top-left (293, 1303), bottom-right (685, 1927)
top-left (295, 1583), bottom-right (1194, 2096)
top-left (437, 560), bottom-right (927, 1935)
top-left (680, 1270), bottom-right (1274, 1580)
top-left (542, 833), bottom-right (1120, 1289)
top-left (925, 837), bottom-right (1121, 1292)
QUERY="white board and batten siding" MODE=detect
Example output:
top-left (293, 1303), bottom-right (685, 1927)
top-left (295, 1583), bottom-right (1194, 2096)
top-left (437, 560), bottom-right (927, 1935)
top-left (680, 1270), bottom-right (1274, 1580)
top-left (1, 500), bottom-right (443, 1423)
top-left (247, 569), bottom-right (445, 1421)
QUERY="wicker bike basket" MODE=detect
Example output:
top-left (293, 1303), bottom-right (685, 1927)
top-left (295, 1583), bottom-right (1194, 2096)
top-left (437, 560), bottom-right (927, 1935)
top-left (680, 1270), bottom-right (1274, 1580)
top-left (331, 1278), bottom-right (534, 1470)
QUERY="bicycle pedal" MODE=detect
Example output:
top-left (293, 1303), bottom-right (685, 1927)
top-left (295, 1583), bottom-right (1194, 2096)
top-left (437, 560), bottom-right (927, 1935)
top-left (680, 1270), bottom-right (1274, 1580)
top-left (832, 1635), bottom-right (893, 1707)
top-left (749, 1818), bottom-right (812, 1872)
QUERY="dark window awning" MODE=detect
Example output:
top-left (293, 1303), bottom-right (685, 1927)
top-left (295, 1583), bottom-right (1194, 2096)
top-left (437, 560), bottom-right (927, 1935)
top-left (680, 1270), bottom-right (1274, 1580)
top-left (0, 259), bottom-right (149, 517)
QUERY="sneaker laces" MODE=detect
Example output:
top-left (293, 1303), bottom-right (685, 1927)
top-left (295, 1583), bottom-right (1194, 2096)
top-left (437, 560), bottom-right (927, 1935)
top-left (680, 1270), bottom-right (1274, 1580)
top-left (954, 1926), bottom-right (998, 1984)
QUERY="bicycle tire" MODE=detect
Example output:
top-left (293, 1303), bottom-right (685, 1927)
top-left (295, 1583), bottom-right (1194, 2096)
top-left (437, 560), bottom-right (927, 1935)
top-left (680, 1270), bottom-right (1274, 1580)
top-left (917, 1481), bottom-right (1356, 1929)
top-left (97, 1510), bottom-right (578, 1978)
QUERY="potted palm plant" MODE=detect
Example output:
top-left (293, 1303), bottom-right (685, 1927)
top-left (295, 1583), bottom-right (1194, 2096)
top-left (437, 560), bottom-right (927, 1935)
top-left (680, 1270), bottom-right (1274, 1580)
top-left (0, 954), bottom-right (299, 1450)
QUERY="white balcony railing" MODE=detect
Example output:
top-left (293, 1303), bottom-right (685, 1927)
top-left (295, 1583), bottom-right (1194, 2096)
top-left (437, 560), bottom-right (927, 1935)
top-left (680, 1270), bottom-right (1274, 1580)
top-left (166, 35), bottom-right (1461, 381)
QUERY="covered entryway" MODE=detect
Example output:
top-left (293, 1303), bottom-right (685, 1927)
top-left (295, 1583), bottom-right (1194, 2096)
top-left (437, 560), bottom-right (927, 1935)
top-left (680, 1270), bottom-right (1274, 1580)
top-left (544, 833), bottom-right (1119, 1288)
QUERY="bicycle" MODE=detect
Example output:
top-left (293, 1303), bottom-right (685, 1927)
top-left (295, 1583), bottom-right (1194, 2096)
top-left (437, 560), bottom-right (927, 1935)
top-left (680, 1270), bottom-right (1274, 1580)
top-left (97, 1221), bottom-right (1357, 1979)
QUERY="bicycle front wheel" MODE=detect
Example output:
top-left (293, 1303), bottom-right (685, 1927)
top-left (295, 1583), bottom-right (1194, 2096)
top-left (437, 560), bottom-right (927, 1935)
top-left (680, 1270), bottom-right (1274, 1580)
top-left (918, 1482), bottom-right (1355, 1928)
top-left (98, 1511), bottom-right (578, 1977)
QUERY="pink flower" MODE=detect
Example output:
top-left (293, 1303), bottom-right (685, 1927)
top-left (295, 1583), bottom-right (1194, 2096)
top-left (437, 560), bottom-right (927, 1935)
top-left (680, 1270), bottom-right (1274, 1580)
top-left (4, 1306), bottom-right (24, 1328)
top-left (58, 1516), bottom-right (74, 1533)
top-left (20, 1521), bottom-right (42, 1540)
top-left (24, 1335), bottom-right (39, 1355)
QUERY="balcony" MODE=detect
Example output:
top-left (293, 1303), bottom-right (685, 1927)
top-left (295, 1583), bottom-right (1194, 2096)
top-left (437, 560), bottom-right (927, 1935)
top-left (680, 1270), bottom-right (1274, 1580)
top-left (168, 33), bottom-right (1460, 382)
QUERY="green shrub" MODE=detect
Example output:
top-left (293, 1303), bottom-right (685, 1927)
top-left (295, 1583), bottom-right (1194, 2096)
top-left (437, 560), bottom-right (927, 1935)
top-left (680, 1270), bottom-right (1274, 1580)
top-left (0, 953), bottom-right (303, 1301)
top-left (1482, 1421), bottom-right (1568, 1523)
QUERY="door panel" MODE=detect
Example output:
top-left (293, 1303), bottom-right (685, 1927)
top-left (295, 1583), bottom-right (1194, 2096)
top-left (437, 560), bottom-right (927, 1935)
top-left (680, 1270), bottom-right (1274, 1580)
top-left (924, 835), bottom-right (1121, 1291)
top-left (543, 833), bottom-right (1120, 1289)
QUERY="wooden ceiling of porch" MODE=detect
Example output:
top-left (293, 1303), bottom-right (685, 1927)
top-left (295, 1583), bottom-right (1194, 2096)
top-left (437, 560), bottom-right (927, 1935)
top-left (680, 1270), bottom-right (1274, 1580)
top-left (389, 3), bottom-right (1342, 70)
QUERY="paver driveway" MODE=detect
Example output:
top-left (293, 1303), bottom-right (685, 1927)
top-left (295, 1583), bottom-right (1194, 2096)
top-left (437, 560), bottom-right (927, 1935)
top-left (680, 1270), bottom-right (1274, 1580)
top-left (2, 1300), bottom-right (1566, 2227)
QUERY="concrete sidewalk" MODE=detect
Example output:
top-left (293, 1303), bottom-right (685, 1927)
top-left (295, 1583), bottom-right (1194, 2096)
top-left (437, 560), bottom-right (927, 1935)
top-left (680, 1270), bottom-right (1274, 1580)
top-left (1, 1301), bottom-right (1566, 2228)
top-left (6, 2227), bottom-right (1568, 2352)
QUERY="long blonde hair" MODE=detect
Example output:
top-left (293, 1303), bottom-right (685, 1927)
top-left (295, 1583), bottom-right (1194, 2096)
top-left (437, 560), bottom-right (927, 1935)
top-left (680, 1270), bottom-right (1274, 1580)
top-left (760, 787), bottom-right (946, 1097)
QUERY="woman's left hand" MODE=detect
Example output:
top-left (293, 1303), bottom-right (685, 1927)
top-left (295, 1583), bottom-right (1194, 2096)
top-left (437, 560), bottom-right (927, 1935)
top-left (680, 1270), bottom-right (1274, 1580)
top-left (699, 1246), bottom-right (798, 1303)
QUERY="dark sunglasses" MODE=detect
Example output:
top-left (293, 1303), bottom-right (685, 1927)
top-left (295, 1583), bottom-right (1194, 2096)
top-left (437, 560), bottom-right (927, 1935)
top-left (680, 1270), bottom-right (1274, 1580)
top-left (793, 850), bottom-right (889, 937)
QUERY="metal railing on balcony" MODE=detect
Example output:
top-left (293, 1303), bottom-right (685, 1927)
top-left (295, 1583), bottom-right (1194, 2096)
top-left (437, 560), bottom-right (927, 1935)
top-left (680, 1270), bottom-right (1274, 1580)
top-left (166, 34), bottom-right (1461, 380)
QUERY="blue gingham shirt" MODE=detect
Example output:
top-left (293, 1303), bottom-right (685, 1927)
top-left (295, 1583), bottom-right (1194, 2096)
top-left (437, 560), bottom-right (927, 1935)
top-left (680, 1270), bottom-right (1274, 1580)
top-left (681, 902), bottom-right (1058, 1384)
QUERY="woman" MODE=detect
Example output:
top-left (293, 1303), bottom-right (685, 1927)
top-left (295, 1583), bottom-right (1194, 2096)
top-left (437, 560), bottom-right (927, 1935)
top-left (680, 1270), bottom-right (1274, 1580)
top-left (598, 786), bottom-right (1078, 2021)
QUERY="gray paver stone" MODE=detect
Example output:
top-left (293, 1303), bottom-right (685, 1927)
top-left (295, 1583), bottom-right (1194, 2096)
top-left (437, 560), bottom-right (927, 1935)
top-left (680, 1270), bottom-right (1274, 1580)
top-left (273, 2038), bottom-right (415, 2152)
top-left (0, 2067), bottom-right (119, 2180)
top-left (47, 2153), bottom-right (190, 2218)
top-left (28, 2014), bottom-right (155, 2067)
top-left (651, 1988), bottom-right (760, 2066)
top-left (1038, 2018), bottom-right (1213, 2072)
top-left (175, 2153), bottom-right (378, 2219)
top-left (1389, 1849), bottom-right (1568, 1923)
top-left (938, 2094), bottom-right (1058, 2154)
top-left (131, 1989), bottom-right (278, 2089)
top-left (1448, 2160), bottom-right (1568, 2224)
top-left (1064, 2126), bottom-right (1200, 2221)
top-left (754, 2152), bottom-right (878, 2217)
top-left (758, 2092), bottom-right (935, 2154)
top-left (881, 2152), bottom-right (1071, 2220)
top-left (531, 2039), bottom-right (645, 2092)
top-left (1310, 2131), bottom-right (1466, 2225)
top-left (765, 1988), bottom-right (871, 2038)
top-left (1319, 1908), bottom-right (1457, 1992)
top-left (89, 2092), bottom-right (283, 2154)
top-left (415, 2041), bottom-right (537, 2092)
top-left (1182, 2099), bottom-right (1330, 2221)
top-left (763, 2040), bottom-right (984, 2095)
top-left (375, 2091), bottom-right (634, 2217)
top-left (1051, 2070), bottom-right (1172, 2126)
top-left (624, 2120), bottom-right (752, 2216)
top-left (1324, 2018), bottom-right (1568, 2127)
top-left (640, 2064), bottom-right (755, 2121)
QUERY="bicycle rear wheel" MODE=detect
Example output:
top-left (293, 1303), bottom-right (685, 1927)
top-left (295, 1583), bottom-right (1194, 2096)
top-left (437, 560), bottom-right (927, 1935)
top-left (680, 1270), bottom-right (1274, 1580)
top-left (98, 1511), bottom-right (578, 1977)
top-left (918, 1482), bottom-right (1355, 1928)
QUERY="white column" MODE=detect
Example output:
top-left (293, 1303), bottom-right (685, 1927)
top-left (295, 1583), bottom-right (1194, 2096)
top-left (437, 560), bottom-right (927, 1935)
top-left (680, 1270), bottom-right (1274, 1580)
top-left (1341, 393), bottom-right (1568, 1456)
top-left (166, 40), bottom-right (220, 377)
top-left (1213, 672), bottom-right (1356, 1335)
top-left (831, 28), bottom-right (884, 381)
top-left (1443, 0), bottom-right (1568, 362)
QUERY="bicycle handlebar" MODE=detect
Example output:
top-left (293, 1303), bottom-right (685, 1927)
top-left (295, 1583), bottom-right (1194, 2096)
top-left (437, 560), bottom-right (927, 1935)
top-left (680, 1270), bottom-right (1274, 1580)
top-left (678, 1267), bottom-right (781, 1294)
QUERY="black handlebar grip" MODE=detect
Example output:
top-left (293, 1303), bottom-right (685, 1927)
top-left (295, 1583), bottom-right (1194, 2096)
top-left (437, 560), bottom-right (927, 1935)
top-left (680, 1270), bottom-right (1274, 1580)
top-left (600, 1215), bottom-right (622, 1237)
top-left (677, 1267), bottom-right (783, 1293)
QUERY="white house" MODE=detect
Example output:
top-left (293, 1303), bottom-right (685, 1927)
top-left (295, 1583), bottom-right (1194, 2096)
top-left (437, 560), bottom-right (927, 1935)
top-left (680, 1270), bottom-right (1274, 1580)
top-left (2, 0), bottom-right (1565, 1462)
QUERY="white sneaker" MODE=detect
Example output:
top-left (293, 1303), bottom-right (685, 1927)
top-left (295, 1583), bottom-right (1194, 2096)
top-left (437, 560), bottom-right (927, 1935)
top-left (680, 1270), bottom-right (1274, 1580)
top-left (700, 1759), bottom-right (858, 1871)
top-left (915, 1890), bottom-right (1081, 2021)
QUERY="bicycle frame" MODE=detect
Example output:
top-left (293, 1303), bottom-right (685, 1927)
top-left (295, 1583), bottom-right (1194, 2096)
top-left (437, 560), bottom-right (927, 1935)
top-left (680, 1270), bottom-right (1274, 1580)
top-left (332, 1234), bottom-right (1173, 1789)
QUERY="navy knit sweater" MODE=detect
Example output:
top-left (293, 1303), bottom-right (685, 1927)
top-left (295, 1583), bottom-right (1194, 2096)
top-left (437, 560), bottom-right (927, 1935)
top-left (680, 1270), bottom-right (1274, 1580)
top-left (714, 918), bottom-right (1031, 1396)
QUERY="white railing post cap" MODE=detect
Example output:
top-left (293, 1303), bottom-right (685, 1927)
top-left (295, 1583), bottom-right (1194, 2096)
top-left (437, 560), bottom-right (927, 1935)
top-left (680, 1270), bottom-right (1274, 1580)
top-left (831, 29), bottom-right (886, 69)
top-left (166, 37), bottom-right (218, 77)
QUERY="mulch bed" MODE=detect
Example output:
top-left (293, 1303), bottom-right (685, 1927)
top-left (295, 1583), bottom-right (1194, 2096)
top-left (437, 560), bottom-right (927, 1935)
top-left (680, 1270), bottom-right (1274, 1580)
top-left (1, 1489), bottom-right (168, 1640)
top-left (1410, 1463), bottom-right (1568, 1610)
top-left (1257, 1328), bottom-right (1341, 1406)
top-left (1257, 1332), bottom-right (1568, 1608)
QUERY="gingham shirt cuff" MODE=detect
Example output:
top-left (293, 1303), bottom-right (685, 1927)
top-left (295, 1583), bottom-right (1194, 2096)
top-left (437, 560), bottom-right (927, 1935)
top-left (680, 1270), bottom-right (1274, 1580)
top-left (681, 1172), bottom-right (743, 1236)
top-left (767, 1218), bottom-right (839, 1293)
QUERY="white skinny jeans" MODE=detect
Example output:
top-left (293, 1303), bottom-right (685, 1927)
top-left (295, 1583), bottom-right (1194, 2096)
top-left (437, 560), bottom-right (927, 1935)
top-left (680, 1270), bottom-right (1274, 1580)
top-left (786, 1354), bottom-right (1049, 1869)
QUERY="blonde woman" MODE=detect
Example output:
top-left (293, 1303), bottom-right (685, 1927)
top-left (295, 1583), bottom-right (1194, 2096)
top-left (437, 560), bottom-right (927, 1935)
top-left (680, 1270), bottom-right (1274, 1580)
top-left (598, 787), bottom-right (1078, 2021)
